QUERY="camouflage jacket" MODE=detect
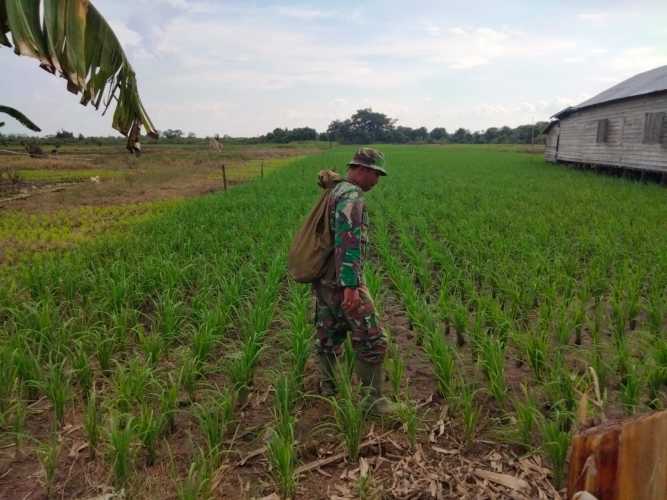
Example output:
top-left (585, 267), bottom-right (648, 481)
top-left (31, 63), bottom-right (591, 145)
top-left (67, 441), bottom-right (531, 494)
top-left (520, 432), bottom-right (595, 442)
top-left (329, 180), bottom-right (368, 288)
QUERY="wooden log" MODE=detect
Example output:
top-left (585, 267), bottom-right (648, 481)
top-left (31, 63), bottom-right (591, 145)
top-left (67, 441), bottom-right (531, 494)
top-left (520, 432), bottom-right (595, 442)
top-left (567, 410), bottom-right (667, 500)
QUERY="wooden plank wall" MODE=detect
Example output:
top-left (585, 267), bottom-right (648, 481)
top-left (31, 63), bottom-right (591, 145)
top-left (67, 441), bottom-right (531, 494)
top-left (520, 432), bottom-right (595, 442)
top-left (554, 92), bottom-right (667, 173)
top-left (544, 124), bottom-right (559, 162)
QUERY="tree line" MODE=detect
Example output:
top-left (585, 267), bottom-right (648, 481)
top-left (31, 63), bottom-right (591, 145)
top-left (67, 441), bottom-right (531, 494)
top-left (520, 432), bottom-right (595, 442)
top-left (1, 108), bottom-right (549, 146)
top-left (324, 108), bottom-right (548, 145)
top-left (255, 108), bottom-right (548, 145)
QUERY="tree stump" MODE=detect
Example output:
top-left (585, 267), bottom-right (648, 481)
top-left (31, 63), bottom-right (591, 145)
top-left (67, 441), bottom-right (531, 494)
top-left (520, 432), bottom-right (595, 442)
top-left (567, 410), bottom-right (667, 500)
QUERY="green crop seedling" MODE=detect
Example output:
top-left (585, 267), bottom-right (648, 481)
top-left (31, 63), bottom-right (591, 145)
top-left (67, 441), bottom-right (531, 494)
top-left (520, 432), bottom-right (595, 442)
top-left (1, 145), bottom-right (665, 497)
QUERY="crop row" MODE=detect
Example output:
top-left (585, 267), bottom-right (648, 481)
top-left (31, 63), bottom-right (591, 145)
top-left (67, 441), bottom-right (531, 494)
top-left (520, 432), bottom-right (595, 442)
top-left (0, 151), bottom-right (338, 496)
top-left (370, 146), bottom-right (666, 486)
top-left (0, 145), bottom-right (665, 496)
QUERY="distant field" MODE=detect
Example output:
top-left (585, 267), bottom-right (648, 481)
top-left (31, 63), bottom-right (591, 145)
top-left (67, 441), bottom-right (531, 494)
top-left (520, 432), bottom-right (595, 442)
top-left (0, 140), bottom-right (329, 194)
top-left (0, 145), bottom-right (665, 499)
top-left (0, 142), bottom-right (325, 265)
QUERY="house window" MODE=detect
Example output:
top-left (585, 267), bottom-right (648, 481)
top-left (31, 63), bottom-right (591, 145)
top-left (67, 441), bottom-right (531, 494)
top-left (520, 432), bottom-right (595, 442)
top-left (643, 112), bottom-right (665, 144)
top-left (596, 119), bottom-right (609, 143)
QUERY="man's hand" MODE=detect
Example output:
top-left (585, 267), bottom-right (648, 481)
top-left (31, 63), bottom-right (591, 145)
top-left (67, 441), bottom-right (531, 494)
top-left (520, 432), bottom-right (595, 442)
top-left (342, 287), bottom-right (361, 314)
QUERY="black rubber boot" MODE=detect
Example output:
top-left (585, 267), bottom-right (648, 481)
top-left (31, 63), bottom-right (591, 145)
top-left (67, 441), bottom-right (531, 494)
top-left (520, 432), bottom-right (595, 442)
top-left (355, 359), bottom-right (400, 416)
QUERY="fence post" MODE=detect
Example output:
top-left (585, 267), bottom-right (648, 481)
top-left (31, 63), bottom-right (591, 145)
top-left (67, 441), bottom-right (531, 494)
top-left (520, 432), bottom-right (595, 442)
top-left (222, 163), bottom-right (227, 191)
top-left (261, 160), bottom-right (264, 179)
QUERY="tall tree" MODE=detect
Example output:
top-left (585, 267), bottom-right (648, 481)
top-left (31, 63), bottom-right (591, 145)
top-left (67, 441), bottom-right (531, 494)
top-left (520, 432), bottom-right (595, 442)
top-left (349, 108), bottom-right (395, 143)
top-left (483, 127), bottom-right (499, 143)
top-left (0, 0), bottom-right (157, 150)
top-left (430, 127), bottom-right (448, 142)
top-left (327, 119), bottom-right (354, 143)
top-left (451, 127), bottom-right (470, 144)
top-left (411, 126), bottom-right (429, 142)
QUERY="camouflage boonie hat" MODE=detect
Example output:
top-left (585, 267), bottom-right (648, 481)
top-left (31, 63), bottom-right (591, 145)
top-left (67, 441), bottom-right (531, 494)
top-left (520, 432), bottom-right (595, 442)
top-left (348, 147), bottom-right (387, 176)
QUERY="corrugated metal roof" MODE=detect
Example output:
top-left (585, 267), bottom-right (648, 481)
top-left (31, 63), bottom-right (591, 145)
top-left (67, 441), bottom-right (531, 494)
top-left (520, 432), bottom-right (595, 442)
top-left (549, 65), bottom-right (667, 122)
top-left (576, 65), bottom-right (667, 109)
top-left (542, 120), bottom-right (559, 134)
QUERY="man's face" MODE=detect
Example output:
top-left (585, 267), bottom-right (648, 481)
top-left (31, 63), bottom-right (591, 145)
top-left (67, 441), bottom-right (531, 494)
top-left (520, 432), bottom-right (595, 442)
top-left (358, 166), bottom-right (381, 192)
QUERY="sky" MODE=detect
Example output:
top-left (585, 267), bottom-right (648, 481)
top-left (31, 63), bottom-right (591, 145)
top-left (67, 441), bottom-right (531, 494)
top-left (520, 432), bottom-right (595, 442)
top-left (2, 0), bottom-right (667, 137)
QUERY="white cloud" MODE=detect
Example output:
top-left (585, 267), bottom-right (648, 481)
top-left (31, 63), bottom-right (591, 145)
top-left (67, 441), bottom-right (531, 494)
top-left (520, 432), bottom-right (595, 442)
top-left (421, 21), bottom-right (441, 37)
top-left (108, 20), bottom-right (143, 49)
top-left (365, 27), bottom-right (574, 71)
top-left (138, 0), bottom-right (214, 13)
top-left (470, 96), bottom-right (588, 127)
top-left (148, 18), bottom-right (578, 96)
top-left (149, 18), bottom-right (427, 91)
top-left (157, 0), bottom-right (188, 7)
top-left (576, 7), bottom-right (647, 28)
top-left (348, 6), bottom-right (365, 24)
top-left (448, 56), bottom-right (489, 70)
top-left (274, 6), bottom-right (334, 20)
top-left (577, 12), bottom-right (610, 26)
top-left (609, 47), bottom-right (667, 75)
top-left (562, 48), bottom-right (612, 65)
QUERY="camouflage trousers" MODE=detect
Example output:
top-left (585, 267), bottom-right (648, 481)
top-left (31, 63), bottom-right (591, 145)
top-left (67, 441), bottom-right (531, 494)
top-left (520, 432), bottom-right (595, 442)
top-left (312, 280), bottom-right (387, 364)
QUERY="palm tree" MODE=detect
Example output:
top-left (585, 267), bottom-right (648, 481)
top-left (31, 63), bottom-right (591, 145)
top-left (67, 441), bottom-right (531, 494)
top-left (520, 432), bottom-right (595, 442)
top-left (0, 0), bottom-right (157, 150)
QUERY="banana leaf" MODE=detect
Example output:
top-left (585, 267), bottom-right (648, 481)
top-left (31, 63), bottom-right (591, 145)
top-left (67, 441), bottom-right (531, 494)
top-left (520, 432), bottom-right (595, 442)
top-left (0, 0), bottom-right (11, 46)
top-left (0, 0), bottom-right (157, 149)
top-left (0, 105), bottom-right (41, 131)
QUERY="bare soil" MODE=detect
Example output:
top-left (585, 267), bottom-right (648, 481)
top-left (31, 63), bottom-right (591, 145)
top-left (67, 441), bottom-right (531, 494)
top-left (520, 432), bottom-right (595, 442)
top-left (0, 288), bottom-right (559, 500)
top-left (0, 143), bottom-right (322, 213)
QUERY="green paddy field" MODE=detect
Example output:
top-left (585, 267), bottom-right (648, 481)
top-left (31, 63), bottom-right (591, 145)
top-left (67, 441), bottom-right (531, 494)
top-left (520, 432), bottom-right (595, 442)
top-left (1, 145), bottom-right (665, 499)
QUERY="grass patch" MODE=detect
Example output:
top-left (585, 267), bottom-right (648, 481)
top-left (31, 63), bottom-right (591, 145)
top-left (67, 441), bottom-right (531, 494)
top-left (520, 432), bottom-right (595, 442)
top-left (0, 201), bottom-right (177, 265)
top-left (17, 169), bottom-right (123, 183)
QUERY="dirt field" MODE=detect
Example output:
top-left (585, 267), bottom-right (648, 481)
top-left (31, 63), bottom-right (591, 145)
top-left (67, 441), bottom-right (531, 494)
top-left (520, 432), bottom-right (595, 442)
top-left (0, 142), bottom-right (326, 211)
top-left (0, 142), bottom-right (326, 266)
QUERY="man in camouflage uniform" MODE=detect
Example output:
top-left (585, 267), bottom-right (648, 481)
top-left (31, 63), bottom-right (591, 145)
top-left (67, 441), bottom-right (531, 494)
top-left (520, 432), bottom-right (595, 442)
top-left (313, 147), bottom-right (396, 415)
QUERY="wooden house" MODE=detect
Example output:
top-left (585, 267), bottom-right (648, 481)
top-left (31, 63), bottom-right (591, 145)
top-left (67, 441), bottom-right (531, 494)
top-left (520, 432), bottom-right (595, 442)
top-left (544, 65), bottom-right (667, 174)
